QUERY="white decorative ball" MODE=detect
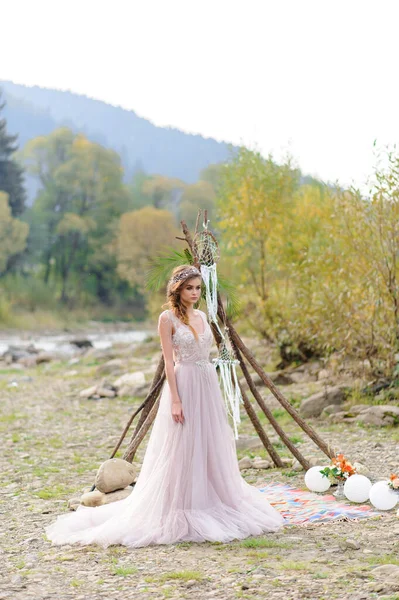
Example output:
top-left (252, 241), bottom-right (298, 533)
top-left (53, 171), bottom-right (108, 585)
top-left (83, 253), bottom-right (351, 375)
top-left (369, 481), bottom-right (399, 510)
top-left (343, 474), bottom-right (372, 503)
top-left (304, 466), bottom-right (331, 493)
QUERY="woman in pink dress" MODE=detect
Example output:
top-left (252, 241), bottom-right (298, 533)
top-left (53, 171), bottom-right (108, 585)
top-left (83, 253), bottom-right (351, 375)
top-left (45, 265), bottom-right (284, 548)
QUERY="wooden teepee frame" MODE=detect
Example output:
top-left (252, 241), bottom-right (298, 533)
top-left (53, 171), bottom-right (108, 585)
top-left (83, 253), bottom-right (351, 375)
top-left (105, 213), bottom-right (335, 475)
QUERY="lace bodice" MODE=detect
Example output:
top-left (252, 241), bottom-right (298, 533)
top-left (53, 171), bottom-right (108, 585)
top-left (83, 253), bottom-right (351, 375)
top-left (163, 309), bottom-right (213, 364)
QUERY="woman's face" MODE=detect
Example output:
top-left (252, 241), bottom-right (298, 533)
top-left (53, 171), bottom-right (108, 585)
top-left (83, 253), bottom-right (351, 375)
top-left (179, 277), bottom-right (202, 307)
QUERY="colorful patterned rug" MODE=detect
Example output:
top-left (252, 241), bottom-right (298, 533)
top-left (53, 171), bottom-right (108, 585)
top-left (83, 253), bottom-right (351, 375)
top-left (259, 482), bottom-right (383, 526)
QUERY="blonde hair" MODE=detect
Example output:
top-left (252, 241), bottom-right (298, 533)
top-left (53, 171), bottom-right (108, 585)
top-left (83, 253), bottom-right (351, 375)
top-left (163, 265), bottom-right (202, 340)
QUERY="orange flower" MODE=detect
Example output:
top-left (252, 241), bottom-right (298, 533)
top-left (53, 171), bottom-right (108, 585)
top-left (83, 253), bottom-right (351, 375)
top-left (390, 473), bottom-right (399, 489)
top-left (331, 454), bottom-right (356, 477)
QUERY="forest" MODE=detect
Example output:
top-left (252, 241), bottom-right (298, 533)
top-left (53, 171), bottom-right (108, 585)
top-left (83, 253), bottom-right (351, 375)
top-left (1, 89), bottom-right (399, 376)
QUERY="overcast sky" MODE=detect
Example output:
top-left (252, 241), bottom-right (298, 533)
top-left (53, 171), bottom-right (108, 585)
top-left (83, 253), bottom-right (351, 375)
top-left (2, 0), bottom-right (399, 188)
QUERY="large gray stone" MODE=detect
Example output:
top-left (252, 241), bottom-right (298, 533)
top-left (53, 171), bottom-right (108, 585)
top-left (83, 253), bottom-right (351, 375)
top-left (356, 405), bottom-right (399, 427)
top-left (300, 386), bottom-right (346, 418)
top-left (372, 564), bottom-right (399, 582)
top-left (321, 404), bottom-right (344, 417)
top-left (113, 371), bottom-right (146, 390)
top-left (238, 457), bottom-right (253, 470)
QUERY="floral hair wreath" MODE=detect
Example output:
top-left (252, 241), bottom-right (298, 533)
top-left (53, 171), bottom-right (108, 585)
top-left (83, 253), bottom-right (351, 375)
top-left (170, 267), bottom-right (202, 285)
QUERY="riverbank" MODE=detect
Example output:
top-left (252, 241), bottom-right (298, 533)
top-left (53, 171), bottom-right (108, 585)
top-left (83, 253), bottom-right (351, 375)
top-left (1, 333), bottom-right (399, 599)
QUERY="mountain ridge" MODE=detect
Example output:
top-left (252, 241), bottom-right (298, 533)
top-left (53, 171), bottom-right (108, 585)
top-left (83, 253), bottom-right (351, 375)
top-left (0, 80), bottom-right (234, 188)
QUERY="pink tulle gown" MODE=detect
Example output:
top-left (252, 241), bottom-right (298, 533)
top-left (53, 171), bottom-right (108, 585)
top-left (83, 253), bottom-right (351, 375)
top-left (45, 309), bottom-right (284, 548)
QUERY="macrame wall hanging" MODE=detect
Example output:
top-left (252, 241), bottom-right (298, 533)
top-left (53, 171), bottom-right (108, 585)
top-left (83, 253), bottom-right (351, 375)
top-left (193, 218), bottom-right (243, 438)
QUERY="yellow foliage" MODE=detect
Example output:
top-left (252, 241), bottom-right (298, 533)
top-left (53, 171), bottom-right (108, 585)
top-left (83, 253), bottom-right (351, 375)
top-left (116, 207), bottom-right (179, 290)
top-left (217, 146), bottom-right (399, 371)
top-left (0, 192), bottom-right (29, 274)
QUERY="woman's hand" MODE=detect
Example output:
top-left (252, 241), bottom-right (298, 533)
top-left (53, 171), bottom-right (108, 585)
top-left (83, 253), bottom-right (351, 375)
top-left (171, 398), bottom-right (185, 424)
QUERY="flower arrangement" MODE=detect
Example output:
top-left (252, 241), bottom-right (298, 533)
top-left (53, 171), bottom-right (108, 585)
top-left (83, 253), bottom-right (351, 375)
top-left (319, 453), bottom-right (357, 482)
top-left (388, 473), bottom-right (399, 490)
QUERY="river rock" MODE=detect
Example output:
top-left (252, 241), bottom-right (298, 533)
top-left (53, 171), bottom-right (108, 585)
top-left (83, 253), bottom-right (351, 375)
top-left (372, 564), bottom-right (399, 582)
top-left (71, 339), bottom-right (93, 348)
top-left (119, 381), bottom-right (149, 398)
top-left (80, 490), bottom-right (104, 507)
top-left (252, 459), bottom-right (271, 469)
top-left (95, 458), bottom-right (136, 493)
top-left (67, 496), bottom-right (82, 510)
top-left (318, 368), bottom-right (330, 381)
top-left (113, 372), bottom-right (146, 390)
top-left (80, 487), bottom-right (133, 507)
top-left (353, 461), bottom-right (372, 477)
top-left (356, 405), bottom-right (399, 427)
top-left (95, 386), bottom-right (116, 398)
top-left (79, 381), bottom-right (116, 399)
top-left (2, 344), bottom-right (38, 363)
top-left (35, 352), bottom-right (54, 364)
top-left (329, 411), bottom-right (358, 424)
top-left (321, 404), bottom-right (343, 417)
top-left (300, 385), bottom-right (346, 418)
top-left (79, 386), bottom-right (97, 398)
top-left (238, 457), bottom-right (253, 470)
top-left (18, 356), bottom-right (38, 368)
top-left (349, 404), bottom-right (371, 414)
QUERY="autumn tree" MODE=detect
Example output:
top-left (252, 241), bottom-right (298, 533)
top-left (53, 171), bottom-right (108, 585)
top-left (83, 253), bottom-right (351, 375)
top-left (116, 206), bottom-right (179, 292)
top-left (22, 128), bottom-right (130, 302)
top-left (217, 147), bottom-right (301, 336)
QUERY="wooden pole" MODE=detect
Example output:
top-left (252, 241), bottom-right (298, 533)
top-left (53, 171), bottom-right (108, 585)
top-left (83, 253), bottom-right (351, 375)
top-left (228, 323), bottom-right (336, 460)
top-left (129, 358), bottom-right (165, 441)
top-left (237, 347), bottom-right (310, 470)
top-left (239, 383), bottom-right (284, 467)
top-left (123, 396), bottom-right (161, 463)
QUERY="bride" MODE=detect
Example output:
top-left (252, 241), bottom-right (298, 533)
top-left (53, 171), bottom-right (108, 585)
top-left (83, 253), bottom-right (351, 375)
top-left (45, 265), bottom-right (284, 548)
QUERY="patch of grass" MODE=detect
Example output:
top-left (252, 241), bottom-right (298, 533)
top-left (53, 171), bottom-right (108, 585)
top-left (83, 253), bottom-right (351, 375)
top-left (279, 561), bottom-right (310, 571)
top-left (70, 579), bottom-right (85, 587)
top-left (270, 578), bottom-right (283, 587)
top-left (47, 436), bottom-right (64, 449)
top-left (175, 541), bottom-right (193, 548)
top-left (0, 368), bottom-right (26, 375)
top-left (289, 434), bottom-right (304, 444)
top-left (281, 470), bottom-right (298, 477)
top-left (32, 466), bottom-right (61, 476)
top-left (240, 537), bottom-right (292, 549)
top-left (159, 571), bottom-right (203, 583)
top-left (0, 412), bottom-right (27, 423)
top-left (366, 554), bottom-right (399, 567)
top-left (313, 572), bottom-right (329, 579)
top-left (246, 550), bottom-right (270, 559)
top-left (34, 483), bottom-right (70, 500)
top-left (112, 565), bottom-right (138, 577)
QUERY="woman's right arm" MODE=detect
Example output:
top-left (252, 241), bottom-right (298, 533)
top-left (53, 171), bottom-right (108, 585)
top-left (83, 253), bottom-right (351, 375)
top-left (158, 312), bottom-right (184, 424)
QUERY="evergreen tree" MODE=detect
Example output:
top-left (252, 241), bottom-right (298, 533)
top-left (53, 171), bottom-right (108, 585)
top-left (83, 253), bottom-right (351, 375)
top-left (0, 90), bottom-right (26, 216)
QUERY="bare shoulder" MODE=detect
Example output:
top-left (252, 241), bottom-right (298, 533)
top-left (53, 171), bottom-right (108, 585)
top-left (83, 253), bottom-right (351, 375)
top-left (158, 310), bottom-right (171, 324)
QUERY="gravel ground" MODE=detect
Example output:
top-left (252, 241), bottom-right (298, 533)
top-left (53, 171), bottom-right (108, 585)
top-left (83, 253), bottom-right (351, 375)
top-left (1, 343), bottom-right (399, 600)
